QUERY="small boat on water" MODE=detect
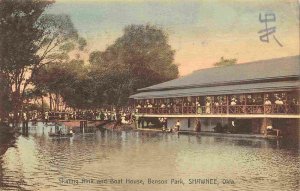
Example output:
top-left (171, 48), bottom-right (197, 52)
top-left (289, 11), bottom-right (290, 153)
top-left (48, 132), bottom-right (73, 138)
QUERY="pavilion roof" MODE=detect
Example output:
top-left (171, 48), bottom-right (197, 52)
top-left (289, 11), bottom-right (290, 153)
top-left (130, 81), bottom-right (299, 99)
top-left (130, 55), bottom-right (299, 99)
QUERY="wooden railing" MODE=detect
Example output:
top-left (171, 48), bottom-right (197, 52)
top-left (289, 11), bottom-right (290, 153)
top-left (136, 104), bottom-right (300, 115)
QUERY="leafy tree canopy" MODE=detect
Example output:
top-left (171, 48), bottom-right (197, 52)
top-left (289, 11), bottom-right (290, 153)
top-left (89, 24), bottom-right (179, 106)
top-left (214, 57), bottom-right (237, 67)
top-left (0, 0), bottom-right (87, 118)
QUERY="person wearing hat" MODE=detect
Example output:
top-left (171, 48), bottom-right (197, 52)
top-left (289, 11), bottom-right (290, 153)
top-left (275, 98), bottom-right (283, 105)
top-left (264, 98), bottom-right (272, 113)
top-left (264, 98), bottom-right (271, 105)
top-left (196, 101), bottom-right (202, 114)
top-left (230, 98), bottom-right (237, 106)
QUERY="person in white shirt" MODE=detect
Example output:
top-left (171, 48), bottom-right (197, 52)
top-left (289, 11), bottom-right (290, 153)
top-left (267, 125), bottom-right (272, 130)
top-left (175, 120), bottom-right (181, 131)
top-left (275, 98), bottom-right (283, 105)
top-left (264, 99), bottom-right (271, 105)
top-left (230, 99), bottom-right (237, 106)
top-left (196, 101), bottom-right (202, 114)
top-left (23, 112), bottom-right (27, 121)
top-left (205, 101), bottom-right (211, 114)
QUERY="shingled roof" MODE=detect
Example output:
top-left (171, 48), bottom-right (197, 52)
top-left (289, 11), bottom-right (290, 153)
top-left (130, 56), bottom-right (299, 99)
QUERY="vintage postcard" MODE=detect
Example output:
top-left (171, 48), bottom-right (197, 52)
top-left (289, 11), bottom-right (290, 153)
top-left (0, 0), bottom-right (299, 191)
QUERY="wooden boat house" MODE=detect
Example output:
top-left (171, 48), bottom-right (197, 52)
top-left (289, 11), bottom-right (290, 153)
top-left (130, 56), bottom-right (300, 139)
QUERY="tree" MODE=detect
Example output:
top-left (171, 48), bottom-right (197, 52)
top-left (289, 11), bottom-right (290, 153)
top-left (214, 57), bottom-right (237, 67)
top-left (89, 24), bottom-right (179, 106)
top-left (0, 0), bottom-right (82, 124)
top-left (0, 73), bottom-right (12, 122)
top-left (32, 59), bottom-right (91, 110)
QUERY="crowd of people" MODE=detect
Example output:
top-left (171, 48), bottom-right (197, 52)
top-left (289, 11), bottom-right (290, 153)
top-left (6, 93), bottom-right (299, 127)
top-left (135, 93), bottom-right (299, 115)
top-left (8, 108), bottom-right (137, 125)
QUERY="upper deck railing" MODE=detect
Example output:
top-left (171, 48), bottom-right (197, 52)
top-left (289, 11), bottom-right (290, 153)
top-left (136, 104), bottom-right (300, 115)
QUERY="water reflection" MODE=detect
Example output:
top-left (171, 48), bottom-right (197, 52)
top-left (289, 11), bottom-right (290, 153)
top-left (0, 122), bottom-right (299, 191)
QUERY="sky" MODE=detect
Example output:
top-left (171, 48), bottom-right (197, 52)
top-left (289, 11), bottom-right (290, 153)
top-left (47, 0), bottom-right (299, 76)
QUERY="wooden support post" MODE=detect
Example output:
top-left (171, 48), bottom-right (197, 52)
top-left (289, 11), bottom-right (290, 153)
top-left (181, 97), bottom-right (184, 114)
top-left (226, 96), bottom-right (229, 114)
top-left (80, 121), bottom-right (84, 133)
top-left (263, 93), bottom-right (266, 114)
top-left (243, 94), bottom-right (246, 114)
top-left (212, 96), bottom-right (214, 114)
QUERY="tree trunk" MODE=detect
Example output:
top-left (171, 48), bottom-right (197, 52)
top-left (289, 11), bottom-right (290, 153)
top-left (55, 93), bottom-right (59, 111)
top-left (50, 95), bottom-right (53, 111)
top-left (12, 96), bottom-right (22, 128)
top-left (41, 96), bottom-right (44, 113)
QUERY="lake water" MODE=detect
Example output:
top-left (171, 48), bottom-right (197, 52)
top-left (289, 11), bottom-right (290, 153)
top-left (0, 122), bottom-right (299, 191)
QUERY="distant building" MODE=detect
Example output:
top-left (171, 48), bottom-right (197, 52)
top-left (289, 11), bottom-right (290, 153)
top-left (130, 56), bottom-right (300, 139)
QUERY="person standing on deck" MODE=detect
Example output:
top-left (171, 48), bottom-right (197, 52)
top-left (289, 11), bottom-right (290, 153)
top-left (291, 98), bottom-right (298, 113)
top-left (139, 117), bottom-right (144, 128)
top-left (231, 120), bottom-right (235, 127)
top-left (230, 98), bottom-right (237, 106)
top-left (264, 98), bottom-right (271, 105)
top-left (231, 120), bottom-right (236, 133)
top-left (195, 119), bottom-right (201, 132)
top-left (264, 98), bottom-right (272, 113)
top-left (196, 101), bottom-right (202, 114)
top-left (275, 98), bottom-right (284, 113)
top-left (175, 120), bottom-right (181, 131)
top-left (44, 111), bottom-right (49, 124)
top-left (275, 98), bottom-right (283, 105)
top-left (205, 101), bottom-right (211, 114)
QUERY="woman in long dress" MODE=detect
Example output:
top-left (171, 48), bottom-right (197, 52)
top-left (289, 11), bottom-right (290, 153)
top-left (196, 102), bottom-right (202, 114)
top-left (205, 101), bottom-right (211, 114)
